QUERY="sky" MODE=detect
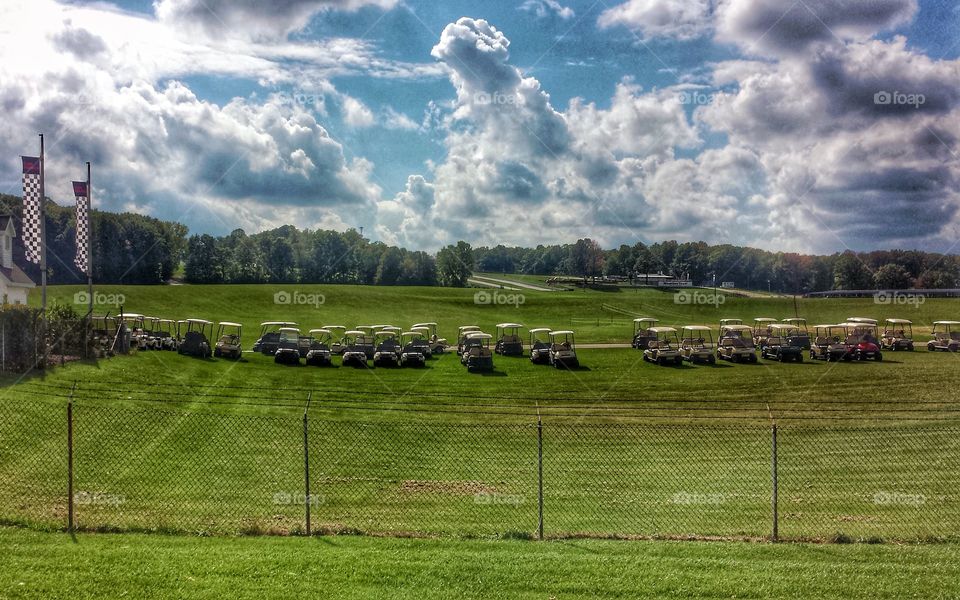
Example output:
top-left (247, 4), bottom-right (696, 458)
top-left (0, 0), bottom-right (958, 254)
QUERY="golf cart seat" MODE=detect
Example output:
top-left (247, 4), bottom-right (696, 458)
top-left (815, 336), bottom-right (829, 345)
top-left (502, 335), bottom-right (521, 344)
top-left (951, 332), bottom-right (960, 342)
top-left (766, 336), bottom-right (781, 346)
top-left (647, 340), bottom-right (659, 349)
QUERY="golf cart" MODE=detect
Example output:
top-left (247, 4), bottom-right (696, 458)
top-left (719, 318), bottom-right (743, 328)
top-left (680, 325), bottom-right (716, 365)
top-left (643, 327), bottom-right (683, 366)
top-left (322, 326), bottom-right (347, 354)
top-left (461, 332), bottom-right (494, 372)
top-left (155, 319), bottom-right (178, 350)
top-left (717, 324), bottom-right (757, 363)
top-left (409, 326), bottom-right (434, 357)
top-left (548, 330), bottom-right (579, 369)
top-left (140, 317), bottom-right (161, 350)
top-left (119, 314), bottom-right (145, 349)
top-left (810, 324), bottom-right (850, 361)
top-left (178, 318), bottom-right (214, 358)
top-left (273, 327), bottom-right (302, 365)
top-left (846, 317), bottom-right (879, 325)
top-left (457, 326), bottom-right (481, 355)
top-left (529, 328), bottom-right (552, 364)
top-left (881, 319), bottom-right (914, 351)
top-left (495, 323), bottom-right (524, 356)
top-left (781, 318), bottom-right (811, 349)
top-left (305, 329), bottom-right (333, 366)
top-left (253, 322), bottom-right (297, 355)
top-left (412, 322), bottom-right (447, 354)
top-left (752, 318), bottom-right (778, 347)
top-left (841, 321), bottom-right (883, 361)
top-left (341, 330), bottom-right (370, 367)
top-left (90, 315), bottom-right (118, 356)
top-left (760, 323), bottom-right (805, 362)
top-left (632, 318), bottom-right (659, 350)
top-left (373, 330), bottom-right (401, 367)
top-left (927, 321), bottom-right (960, 352)
top-left (399, 331), bottom-right (427, 367)
top-left (214, 322), bottom-right (243, 359)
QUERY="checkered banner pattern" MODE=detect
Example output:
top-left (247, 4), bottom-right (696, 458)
top-left (21, 156), bottom-right (42, 265)
top-left (73, 181), bottom-right (90, 275)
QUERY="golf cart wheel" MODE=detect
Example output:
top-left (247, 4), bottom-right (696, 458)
top-left (214, 348), bottom-right (221, 358)
top-left (907, 344), bottom-right (914, 351)
top-left (875, 352), bottom-right (883, 362)
top-left (656, 357), bottom-right (664, 366)
top-left (708, 355), bottom-right (715, 365)
top-left (796, 353), bottom-right (803, 363)
top-left (674, 356), bottom-right (682, 366)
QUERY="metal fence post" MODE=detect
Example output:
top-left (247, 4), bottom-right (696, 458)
top-left (303, 392), bottom-right (312, 537)
top-left (67, 384), bottom-right (75, 534)
top-left (537, 412), bottom-right (544, 540)
top-left (771, 423), bottom-right (778, 542)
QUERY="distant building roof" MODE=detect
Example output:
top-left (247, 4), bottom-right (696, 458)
top-left (0, 264), bottom-right (35, 288)
top-left (0, 215), bottom-right (11, 230)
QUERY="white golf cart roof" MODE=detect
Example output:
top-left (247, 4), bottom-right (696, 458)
top-left (401, 331), bottom-right (421, 338)
top-left (158, 318), bottom-right (175, 324)
top-left (933, 320), bottom-right (960, 325)
top-left (411, 325), bottom-right (430, 331)
top-left (278, 326), bottom-right (300, 333)
top-left (376, 330), bottom-right (397, 337)
top-left (846, 317), bottom-right (878, 324)
top-left (753, 317), bottom-right (777, 323)
top-left (884, 318), bottom-right (912, 324)
top-left (308, 328), bottom-right (331, 335)
top-left (458, 325), bottom-right (480, 332)
top-left (496, 322), bottom-right (524, 329)
top-left (681, 325), bottom-right (712, 332)
top-left (840, 321), bottom-right (877, 328)
top-left (218, 322), bottom-right (242, 328)
top-left (782, 317), bottom-right (807, 323)
top-left (466, 332), bottom-right (493, 340)
top-left (186, 318), bottom-right (213, 325)
top-left (813, 324), bottom-right (841, 329)
top-left (322, 325), bottom-right (346, 331)
top-left (261, 321), bottom-right (296, 327)
top-left (634, 317), bottom-right (659, 323)
top-left (121, 313), bottom-right (144, 319)
top-left (719, 318), bottom-right (742, 324)
top-left (356, 325), bottom-right (375, 330)
top-left (412, 322), bottom-right (437, 328)
top-left (344, 330), bottom-right (365, 336)
top-left (370, 324), bottom-right (392, 329)
top-left (720, 324), bottom-right (752, 332)
top-left (529, 327), bottom-right (552, 334)
top-left (769, 323), bottom-right (799, 331)
top-left (649, 326), bottom-right (678, 333)
top-left (550, 330), bottom-right (575, 336)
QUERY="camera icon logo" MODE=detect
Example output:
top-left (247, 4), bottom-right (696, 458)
top-left (874, 91), bottom-right (892, 105)
top-left (473, 291), bottom-right (492, 305)
top-left (274, 291), bottom-right (291, 305)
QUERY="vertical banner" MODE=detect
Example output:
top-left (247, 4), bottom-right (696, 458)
top-left (73, 181), bottom-right (90, 275)
top-left (20, 156), bottom-right (42, 264)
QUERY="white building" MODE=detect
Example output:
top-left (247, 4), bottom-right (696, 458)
top-left (0, 215), bottom-right (36, 305)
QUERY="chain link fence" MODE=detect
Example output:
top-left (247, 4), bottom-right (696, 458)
top-left (0, 396), bottom-right (957, 542)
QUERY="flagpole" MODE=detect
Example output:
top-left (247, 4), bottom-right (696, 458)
top-left (38, 133), bottom-right (47, 316)
top-left (86, 162), bottom-right (93, 316)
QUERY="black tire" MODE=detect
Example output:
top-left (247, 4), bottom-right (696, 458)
top-left (876, 352), bottom-right (883, 362)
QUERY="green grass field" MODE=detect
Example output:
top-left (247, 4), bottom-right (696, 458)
top-left (2, 283), bottom-right (959, 593)
top-left (2, 527), bottom-right (959, 599)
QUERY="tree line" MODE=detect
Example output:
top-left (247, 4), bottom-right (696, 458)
top-left (474, 240), bottom-right (960, 292)
top-left (2, 194), bottom-right (957, 291)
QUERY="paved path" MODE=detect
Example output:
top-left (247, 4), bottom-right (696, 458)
top-left (470, 275), bottom-right (556, 292)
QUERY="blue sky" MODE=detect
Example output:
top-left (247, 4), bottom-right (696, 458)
top-left (1, 0), bottom-right (959, 253)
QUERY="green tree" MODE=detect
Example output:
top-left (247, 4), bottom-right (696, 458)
top-left (436, 241), bottom-right (474, 287)
top-left (832, 252), bottom-right (874, 290)
top-left (873, 263), bottom-right (913, 289)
